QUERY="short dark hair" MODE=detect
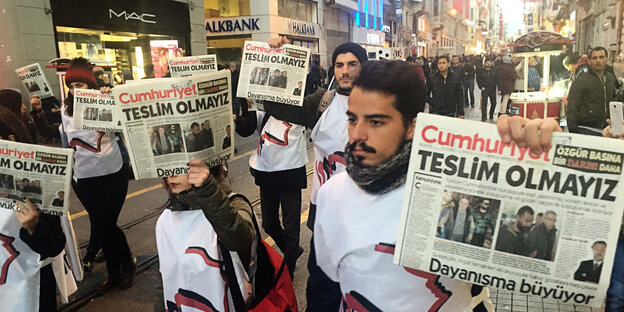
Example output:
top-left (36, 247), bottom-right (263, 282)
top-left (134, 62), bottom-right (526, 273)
top-left (590, 47), bottom-right (608, 59)
top-left (516, 206), bottom-right (535, 217)
top-left (353, 60), bottom-right (425, 126)
top-left (190, 122), bottom-right (199, 129)
top-left (537, 212), bottom-right (543, 217)
top-left (592, 241), bottom-right (607, 248)
top-left (438, 55), bottom-right (450, 62)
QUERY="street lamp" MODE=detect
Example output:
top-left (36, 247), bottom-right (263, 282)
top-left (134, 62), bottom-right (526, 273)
top-left (450, 8), bottom-right (457, 16)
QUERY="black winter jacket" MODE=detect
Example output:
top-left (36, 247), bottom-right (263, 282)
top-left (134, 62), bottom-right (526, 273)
top-left (566, 70), bottom-right (616, 131)
top-left (476, 67), bottom-right (498, 91)
top-left (426, 71), bottom-right (465, 117)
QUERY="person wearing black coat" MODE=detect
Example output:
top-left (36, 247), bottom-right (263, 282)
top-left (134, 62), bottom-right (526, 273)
top-left (425, 56), bottom-right (464, 117)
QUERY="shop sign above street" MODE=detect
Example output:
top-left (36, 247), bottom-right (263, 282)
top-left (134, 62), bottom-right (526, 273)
top-left (206, 18), bottom-right (260, 33)
top-left (109, 9), bottom-right (156, 24)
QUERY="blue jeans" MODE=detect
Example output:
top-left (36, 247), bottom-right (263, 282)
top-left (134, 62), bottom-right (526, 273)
top-left (606, 239), bottom-right (624, 312)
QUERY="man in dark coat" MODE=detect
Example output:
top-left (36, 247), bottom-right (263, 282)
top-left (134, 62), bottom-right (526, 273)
top-left (495, 206), bottom-right (535, 257)
top-left (496, 54), bottom-right (516, 117)
top-left (526, 210), bottom-right (557, 261)
top-left (477, 58), bottom-right (498, 121)
top-left (426, 55), bottom-right (464, 117)
top-left (574, 241), bottom-right (607, 283)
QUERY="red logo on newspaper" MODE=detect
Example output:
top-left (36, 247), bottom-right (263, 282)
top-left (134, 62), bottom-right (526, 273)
top-left (421, 125), bottom-right (550, 162)
top-left (118, 85), bottom-right (198, 104)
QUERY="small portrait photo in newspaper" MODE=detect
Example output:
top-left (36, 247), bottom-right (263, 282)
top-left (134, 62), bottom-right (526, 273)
top-left (437, 191), bottom-right (500, 248)
top-left (15, 177), bottom-right (43, 204)
top-left (83, 107), bottom-right (99, 121)
top-left (249, 67), bottom-right (269, 86)
top-left (573, 240), bottom-right (607, 284)
top-left (149, 124), bottom-right (185, 156)
top-left (183, 120), bottom-right (216, 153)
top-left (494, 204), bottom-right (562, 262)
top-left (293, 81), bottom-right (303, 96)
top-left (51, 190), bottom-right (65, 207)
top-left (268, 69), bottom-right (288, 89)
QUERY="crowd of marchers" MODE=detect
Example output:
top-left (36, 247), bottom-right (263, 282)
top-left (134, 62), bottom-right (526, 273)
top-left (2, 36), bottom-right (624, 312)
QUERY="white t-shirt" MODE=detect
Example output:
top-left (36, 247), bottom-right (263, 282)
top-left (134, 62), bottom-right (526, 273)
top-left (0, 209), bottom-right (41, 312)
top-left (61, 105), bottom-right (123, 180)
top-left (315, 172), bottom-right (493, 311)
top-left (310, 92), bottom-right (349, 204)
top-left (249, 112), bottom-right (308, 172)
top-left (156, 209), bottom-right (249, 311)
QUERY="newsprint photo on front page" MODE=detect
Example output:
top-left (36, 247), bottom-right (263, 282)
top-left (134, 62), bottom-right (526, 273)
top-left (14, 63), bottom-right (55, 99)
top-left (394, 114), bottom-right (624, 308)
top-left (111, 71), bottom-right (234, 179)
top-left (0, 140), bottom-right (73, 217)
top-left (237, 41), bottom-right (309, 106)
top-left (72, 89), bottom-right (123, 132)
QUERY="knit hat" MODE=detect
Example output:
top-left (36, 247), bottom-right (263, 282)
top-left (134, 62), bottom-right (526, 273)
top-left (503, 54), bottom-right (512, 64)
top-left (64, 57), bottom-right (97, 89)
top-left (332, 42), bottom-right (368, 65)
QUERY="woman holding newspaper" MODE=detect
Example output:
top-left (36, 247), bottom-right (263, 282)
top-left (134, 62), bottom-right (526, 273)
top-left (0, 106), bottom-right (67, 311)
top-left (61, 58), bottom-right (135, 292)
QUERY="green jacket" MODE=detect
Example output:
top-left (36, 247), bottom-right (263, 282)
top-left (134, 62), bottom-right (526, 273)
top-left (566, 69), bottom-right (616, 131)
top-left (472, 208), bottom-right (495, 235)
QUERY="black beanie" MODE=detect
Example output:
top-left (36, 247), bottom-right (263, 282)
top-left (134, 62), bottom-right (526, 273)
top-left (332, 42), bottom-right (368, 65)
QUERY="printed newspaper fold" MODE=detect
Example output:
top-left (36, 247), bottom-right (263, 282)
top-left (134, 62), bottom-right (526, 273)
top-left (73, 89), bottom-right (123, 132)
top-left (169, 55), bottom-right (218, 77)
top-left (15, 63), bottom-right (54, 99)
top-left (111, 71), bottom-right (234, 179)
top-left (0, 140), bottom-right (73, 216)
top-left (394, 114), bottom-right (624, 308)
top-left (237, 41), bottom-right (309, 106)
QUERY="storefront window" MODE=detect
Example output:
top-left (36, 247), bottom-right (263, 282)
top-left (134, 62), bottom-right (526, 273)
top-left (207, 37), bottom-right (250, 67)
top-left (56, 26), bottom-right (187, 80)
top-left (204, 0), bottom-right (251, 18)
top-left (278, 0), bottom-right (317, 23)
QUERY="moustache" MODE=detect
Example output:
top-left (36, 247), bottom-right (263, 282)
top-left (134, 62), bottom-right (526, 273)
top-left (348, 140), bottom-right (377, 154)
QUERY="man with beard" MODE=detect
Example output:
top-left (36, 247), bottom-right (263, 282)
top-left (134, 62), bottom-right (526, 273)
top-left (264, 38), bottom-right (368, 311)
top-left (185, 122), bottom-right (202, 152)
top-left (315, 60), bottom-right (493, 311)
top-left (574, 241), bottom-right (607, 283)
top-left (495, 206), bottom-right (535, 257)
top-left (527, 210), bottom-right (557, 261)
top-left (471, 198), bottom-right (496, 247)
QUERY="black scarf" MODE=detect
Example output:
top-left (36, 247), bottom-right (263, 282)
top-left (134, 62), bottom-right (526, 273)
top-left (345, 140), bottom-right (412, 194)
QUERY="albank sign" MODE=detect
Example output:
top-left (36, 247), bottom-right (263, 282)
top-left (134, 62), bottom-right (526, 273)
top-left (206, 17), bottom-right (262, 34)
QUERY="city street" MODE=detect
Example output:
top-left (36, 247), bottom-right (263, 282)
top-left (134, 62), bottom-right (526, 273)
top-left (56, 86), bottom-right (604, 312)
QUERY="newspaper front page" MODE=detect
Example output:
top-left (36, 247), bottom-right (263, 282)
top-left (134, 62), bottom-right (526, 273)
top-left (72, 89), bottom-right (123, 132)
top-left (168, 55), bottom-right (218, 77)
top-left (0, 140), bottom-right (73, 216)
top-left (237, 41), bottom-right (309, 106)
top-left (111, 71), bottom-right (234, 179)
top-left (15, 63), bottom-right (54, 98)
top-left (394, 114), bottom-right (624, 308)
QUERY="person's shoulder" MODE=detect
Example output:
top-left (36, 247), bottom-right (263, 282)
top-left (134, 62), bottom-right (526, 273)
top-left (318, 171), bottom-right (352, 197)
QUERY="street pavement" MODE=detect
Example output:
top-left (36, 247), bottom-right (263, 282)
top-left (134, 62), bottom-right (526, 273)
top-left (58, 86), bottom-right (605, 312)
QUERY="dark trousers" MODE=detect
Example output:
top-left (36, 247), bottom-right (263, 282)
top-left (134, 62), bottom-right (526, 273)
top-left (464, 79), bottom-right (475, 107)
top-left (481, 89), bottom-right (497, 120)
top-left (259, 187), bottom-right (302, 274)
top-left (471, 233), bottom-right (486, 247)
top-left (85, 212), bottom-right (101, 260)
top-left (306, 235), bottom-right (342, 312)
top-left (72, 167), bottom-right (132, 280)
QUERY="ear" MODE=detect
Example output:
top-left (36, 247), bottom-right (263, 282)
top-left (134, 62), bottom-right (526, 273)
top-left (406, 117), bottom-right (417, 140)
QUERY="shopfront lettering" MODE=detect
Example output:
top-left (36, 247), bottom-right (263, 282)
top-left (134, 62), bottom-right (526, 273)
top-left (289, 22), bottom-right (315, 36)
top-left (109, 9), bottom-right (156, 24)
top-left (206, 18), bottom-right (260, 33)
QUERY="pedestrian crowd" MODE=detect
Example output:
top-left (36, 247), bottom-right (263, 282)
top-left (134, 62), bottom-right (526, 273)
top-left (1, 35), bottom-right (624, 312)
